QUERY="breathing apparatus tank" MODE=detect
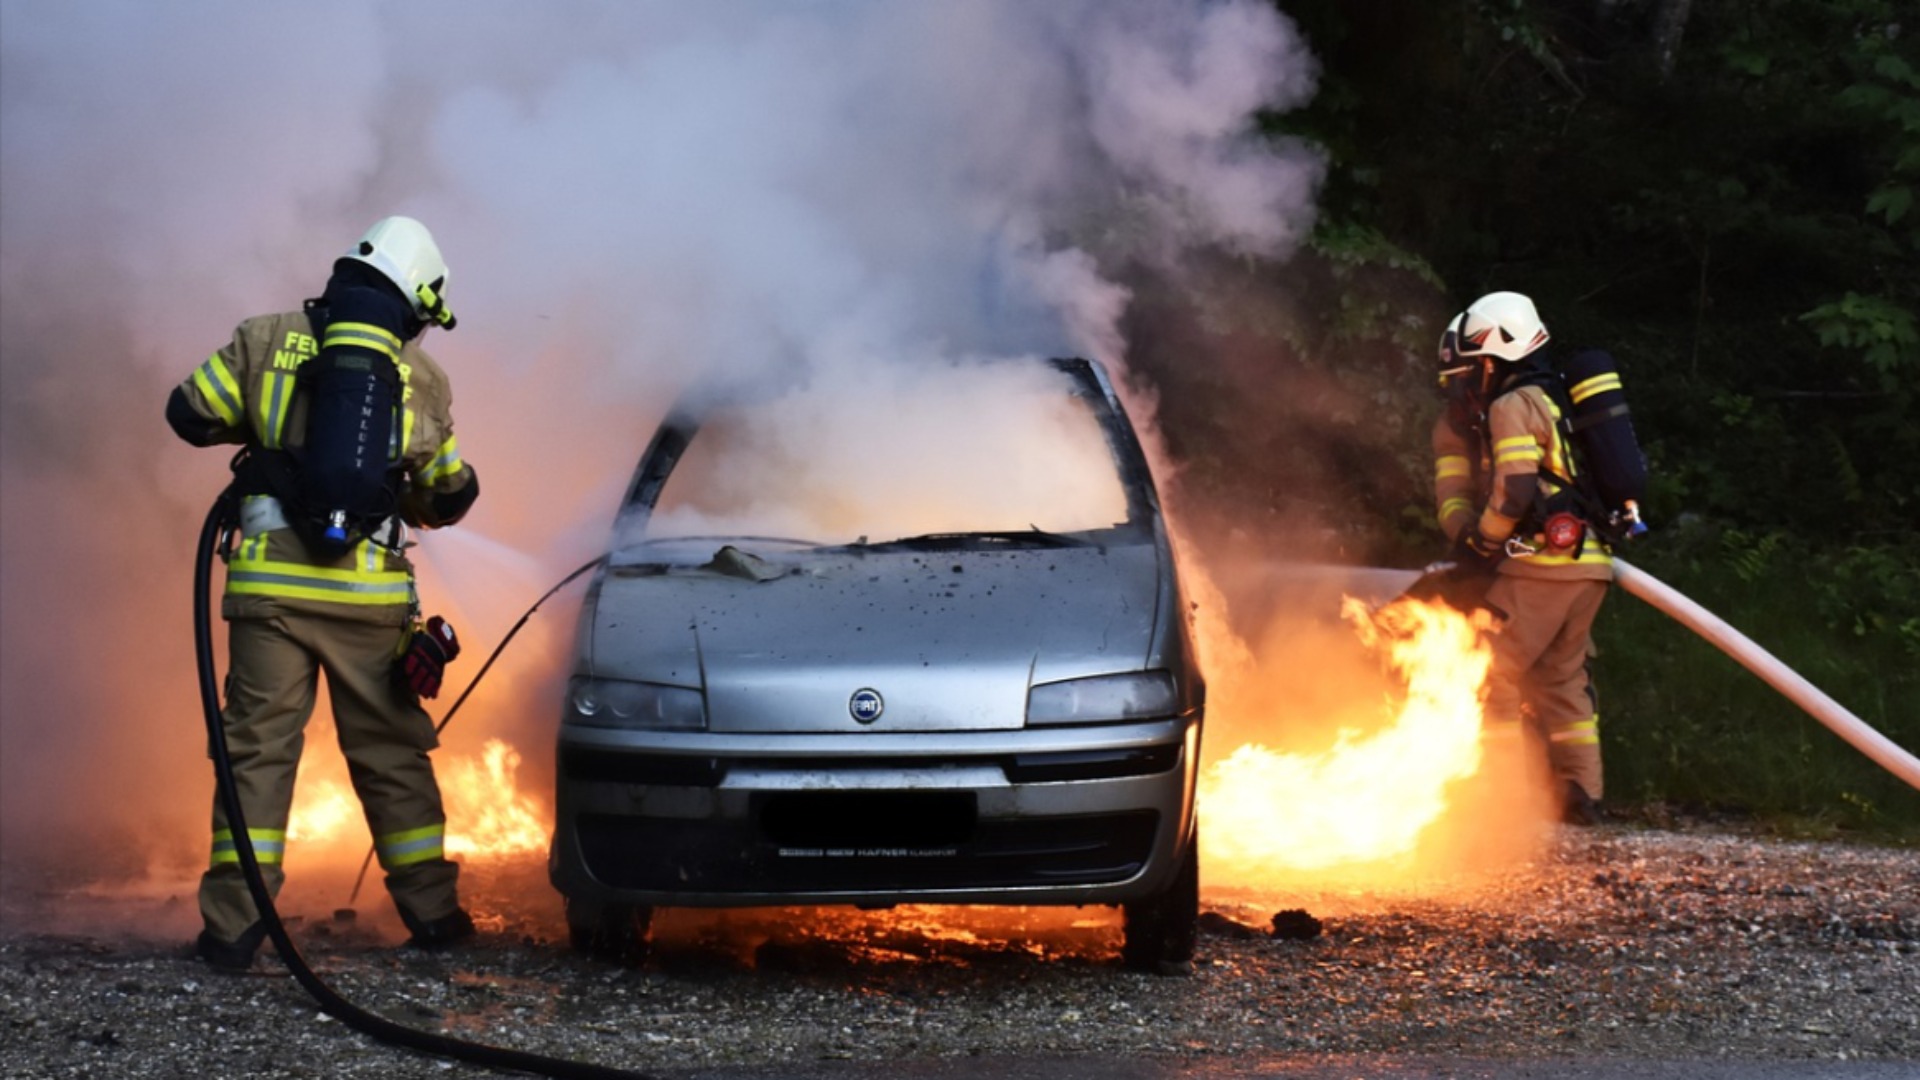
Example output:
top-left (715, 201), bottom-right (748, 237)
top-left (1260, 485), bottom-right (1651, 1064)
top-left (293, 264), bottom-right (412, 555)
top-left (1558, 348), bottom-right (1649, 539)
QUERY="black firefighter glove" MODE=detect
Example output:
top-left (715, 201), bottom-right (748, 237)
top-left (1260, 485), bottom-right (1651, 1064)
top-left (1404, 528), bottom-right (1508, 618)
top-left (399, 616), bottom-right (461, 699)
top-left (1449, 525), bottom-right (1505, 573)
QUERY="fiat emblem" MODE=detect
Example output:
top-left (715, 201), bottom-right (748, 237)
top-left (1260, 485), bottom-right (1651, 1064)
top-left (849, 688), bottom-right (884, 724)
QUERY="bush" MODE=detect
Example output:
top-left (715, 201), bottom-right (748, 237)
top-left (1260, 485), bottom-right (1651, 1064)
top-left (1595, 523), bottom-right (1920, 837)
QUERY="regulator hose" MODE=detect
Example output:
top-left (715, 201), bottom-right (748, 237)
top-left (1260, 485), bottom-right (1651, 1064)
top-left (1612, 557), bottom-right (1920, 792)
top-left (194, 491), bottom-right (651, 1079)
top-left (347, 552), bottom-right (605, 907)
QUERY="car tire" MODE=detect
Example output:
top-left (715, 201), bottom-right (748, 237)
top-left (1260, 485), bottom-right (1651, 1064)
top-left (566, 899), bottom-right (654, 965)
top-left (1120, 827), bottom-right (1198, 977)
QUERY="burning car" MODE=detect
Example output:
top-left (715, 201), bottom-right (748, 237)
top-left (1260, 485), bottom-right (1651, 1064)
top-left (548, 356), bottom-right (1205, 973)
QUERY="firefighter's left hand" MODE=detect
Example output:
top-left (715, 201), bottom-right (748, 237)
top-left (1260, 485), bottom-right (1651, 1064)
top-left (1450, 527), bottom-right (1504, 571)
top-left (401, 616), bottom-right (461, 699)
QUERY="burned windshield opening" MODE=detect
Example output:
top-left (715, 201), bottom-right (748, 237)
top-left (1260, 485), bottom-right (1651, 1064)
top-left (617, 360), bottom-right (1148, 552)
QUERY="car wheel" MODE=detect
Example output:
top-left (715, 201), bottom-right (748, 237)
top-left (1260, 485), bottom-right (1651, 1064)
top-left (566, 898), bottom-right (654, 965)
top-left (1120, 828), bottom-right (1198, 976)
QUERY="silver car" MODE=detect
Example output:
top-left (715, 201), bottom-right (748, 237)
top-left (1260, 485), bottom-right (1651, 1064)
top-left (549, 356), bottom-right (1204, 973)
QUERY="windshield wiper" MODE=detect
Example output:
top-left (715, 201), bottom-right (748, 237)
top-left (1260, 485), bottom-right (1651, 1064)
top-left (873, 527), bottom-right (1092, 551)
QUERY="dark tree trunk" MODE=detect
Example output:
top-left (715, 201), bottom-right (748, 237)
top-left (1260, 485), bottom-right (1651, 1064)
top-left (1652, 0), bottom-right (1692, 80)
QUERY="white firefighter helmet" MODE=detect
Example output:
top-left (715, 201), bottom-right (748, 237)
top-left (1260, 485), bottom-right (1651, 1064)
top-left (1436, 312), bottom-right (1470, 383)
top-left (341, 216), bottom-right (456, 329)
top-left (1455, 291), bottom-right (1548, 362)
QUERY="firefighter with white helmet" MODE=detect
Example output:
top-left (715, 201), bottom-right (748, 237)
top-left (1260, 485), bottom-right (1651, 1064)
top-left (167, 216), bottom-right (481, 969)
top-left (1430, 290), bottom-right (1611, 824)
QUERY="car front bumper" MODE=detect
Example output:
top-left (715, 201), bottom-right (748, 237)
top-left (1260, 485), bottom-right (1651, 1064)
top-left (549, 717), bottom-right (1200, 909)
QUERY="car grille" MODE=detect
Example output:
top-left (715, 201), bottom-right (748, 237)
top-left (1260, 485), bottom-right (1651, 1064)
top-left (574, 806), bottom-right (1160, 893)
top-left (559, 743), bottom-right (1178, 788)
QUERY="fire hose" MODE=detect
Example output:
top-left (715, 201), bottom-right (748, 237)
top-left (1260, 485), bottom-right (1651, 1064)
top-left (345, 553), bottom-right (605, 907)
top-left (1611, 556), bottom-right (1920, 792)
top-left (194, 490), bottom-right (649, 1079)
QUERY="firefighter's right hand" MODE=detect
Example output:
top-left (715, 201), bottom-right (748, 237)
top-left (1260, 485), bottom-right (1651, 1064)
top-left (400, 616), bottom-right (461, 699)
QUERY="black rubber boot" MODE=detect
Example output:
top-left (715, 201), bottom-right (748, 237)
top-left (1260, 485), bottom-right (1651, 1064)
top-left (1562, 781), bottom-right (1603, 826)
top-left (400, 906), bottom-right (476, 949)
top-left (195, 922), bottom-right (266, 973)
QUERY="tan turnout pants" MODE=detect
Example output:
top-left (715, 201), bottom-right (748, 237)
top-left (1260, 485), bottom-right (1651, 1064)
top-left (199, 613), bottom-right (461, 943)
top-left (1482, 574), bottom-right (1608, 801)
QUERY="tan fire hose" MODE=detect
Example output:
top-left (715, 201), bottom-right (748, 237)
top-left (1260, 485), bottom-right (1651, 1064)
top-left (1611, 557), bottom-right (1920, 792)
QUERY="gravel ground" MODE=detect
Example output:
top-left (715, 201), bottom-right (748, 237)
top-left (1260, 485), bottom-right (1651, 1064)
top-left (2, 821), bottom-right (1916, 1079)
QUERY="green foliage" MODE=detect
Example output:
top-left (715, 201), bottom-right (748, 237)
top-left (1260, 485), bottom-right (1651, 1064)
top-left (1800, 292), bottom-right (1919, 384)
top-left (1118, 0), bottom-right (1920, 826)
top-left (1597, 529), bottom-right (1920, 832)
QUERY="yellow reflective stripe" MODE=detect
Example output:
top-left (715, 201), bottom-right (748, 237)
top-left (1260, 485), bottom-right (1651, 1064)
top-left (1439, 497), bottom-right (1473, 525)
top-left (1525, 546), bottom-right (1613, 567)
top-left (192, 354), bottom-right (244, 425)
top-left (211, 828), bottom-right (288, 865)
top-left (417, 434), bottom-right (464, 486)
top-left (323, 321), bottom-right (402, 360)
top-left (258, 370), bottom-right (298, 449)
top-left (1434, 455), bottom-right (1471, 480)
top-left (1494, 435), bottom-right (1543, 464)
top-left (1569, 373), bottom-right (1622, 404)
top-left (1551, 717), bottom-right (1601, 744)
top-left (402, 407), bottom-right (416, 458)
top-left (376, 823), bottom-right (445, 867)
top-left (226, 549), bottom-right (411, 605)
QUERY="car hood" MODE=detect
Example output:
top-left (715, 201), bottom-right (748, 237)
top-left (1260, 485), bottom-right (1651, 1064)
top-left (584, 541), bottom-right (1164, 733)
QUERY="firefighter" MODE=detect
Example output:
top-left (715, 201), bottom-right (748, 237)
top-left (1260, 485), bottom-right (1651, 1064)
top-left (167, 216), bottom-right (482, 970)
top-left (1430, 291), bottom-right (1609, 825)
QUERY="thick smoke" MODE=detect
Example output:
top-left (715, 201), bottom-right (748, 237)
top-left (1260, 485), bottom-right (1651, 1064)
top-left (0, 1), bottom-right (1322, 899)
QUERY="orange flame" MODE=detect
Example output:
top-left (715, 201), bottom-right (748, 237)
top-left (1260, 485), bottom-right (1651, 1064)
top-left (285, 736), bottom-right (550, 862)
top-left (1198, 595), bottom-right (1495, 878)
top-left (441, 738), bottom-right (549, 859)
top-left (285, 775), bottom-right (359, 844)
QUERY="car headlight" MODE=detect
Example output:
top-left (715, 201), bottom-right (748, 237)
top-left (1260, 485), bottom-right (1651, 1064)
top-left (567, 677), bottom-right (706, 731)
top-left (1026, 671), bottom-right (1179, 726)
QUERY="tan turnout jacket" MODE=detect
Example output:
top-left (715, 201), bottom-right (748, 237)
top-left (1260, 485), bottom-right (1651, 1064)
top-left (1431, 382), bottom-right (1612, 582)
top-left (174, 310), bottom-right (476, 622)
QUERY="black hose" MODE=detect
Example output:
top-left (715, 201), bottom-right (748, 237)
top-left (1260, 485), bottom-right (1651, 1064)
top-left (194, 493), bottom-right (651, 1079)
top-left (348, 553), bottom-right (605, 906)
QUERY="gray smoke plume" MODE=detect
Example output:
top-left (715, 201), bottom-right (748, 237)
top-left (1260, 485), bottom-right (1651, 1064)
top-left (0, 1), bottom-right (1321, 888)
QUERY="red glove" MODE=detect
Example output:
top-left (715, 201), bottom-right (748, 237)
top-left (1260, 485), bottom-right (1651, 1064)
top-left (401, 616), bottom-right (461, 699)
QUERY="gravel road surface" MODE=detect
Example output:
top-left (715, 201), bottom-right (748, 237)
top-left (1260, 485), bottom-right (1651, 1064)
top-left (2, 822), bottom-right (1915, 1079)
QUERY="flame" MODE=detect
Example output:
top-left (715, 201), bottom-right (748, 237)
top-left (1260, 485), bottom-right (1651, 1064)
top-left (1198, 595), bottom-right (1496, 879)
top-left (441, 738), bottom-right (549, 859)
top-left (284, 736), bottom-right (550, 861)
top-left (285, 775), bottom-right (359, 844)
